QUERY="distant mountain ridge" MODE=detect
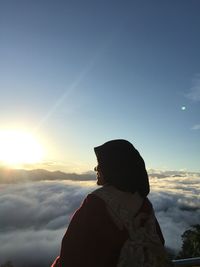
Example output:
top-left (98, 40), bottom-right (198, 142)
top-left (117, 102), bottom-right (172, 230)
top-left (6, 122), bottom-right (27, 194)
top-left (0, 168), bottom-right (96, 184)
top-left (0, 168), bottom-right (199, 184)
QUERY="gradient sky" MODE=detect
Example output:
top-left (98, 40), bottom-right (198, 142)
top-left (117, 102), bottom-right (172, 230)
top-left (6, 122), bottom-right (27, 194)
top-left (0, 0), bottom-right (200, 172)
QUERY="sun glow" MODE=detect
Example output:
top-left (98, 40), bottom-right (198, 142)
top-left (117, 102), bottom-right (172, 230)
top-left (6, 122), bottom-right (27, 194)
top-left (0, 130), bottom-right (44, 166)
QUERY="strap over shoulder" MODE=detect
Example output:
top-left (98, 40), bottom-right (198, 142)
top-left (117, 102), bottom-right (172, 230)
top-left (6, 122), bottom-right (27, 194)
top-left (92, 185), bottom-right (144, 230)
top-left (92, 185), bottom-right (173, 267)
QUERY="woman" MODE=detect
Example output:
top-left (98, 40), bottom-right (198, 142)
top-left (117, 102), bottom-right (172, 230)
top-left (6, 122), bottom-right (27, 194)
top-left (51, 139), bottom-right (172, 267)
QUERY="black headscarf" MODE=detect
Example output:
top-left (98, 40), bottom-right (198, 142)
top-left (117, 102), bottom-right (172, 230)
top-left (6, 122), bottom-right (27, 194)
top-left (94, 139), bottom-right (150, 197)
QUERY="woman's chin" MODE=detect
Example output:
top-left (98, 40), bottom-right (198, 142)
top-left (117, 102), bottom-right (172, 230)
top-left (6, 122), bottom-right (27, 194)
top-left (97, 180), bottom-right (102, 186)
top-left (96, 178), bottom-right (105, 186)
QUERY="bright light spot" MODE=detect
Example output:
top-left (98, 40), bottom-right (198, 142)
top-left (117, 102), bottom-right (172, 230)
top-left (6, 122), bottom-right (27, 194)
top-left (0, 130), bottom-right (44, 166)
top-left (181, 106), bottom-right (186, 110)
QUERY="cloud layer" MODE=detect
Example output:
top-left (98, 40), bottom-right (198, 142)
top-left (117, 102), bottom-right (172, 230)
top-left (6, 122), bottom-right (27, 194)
top-left (192, 124), bottom-right (200, 130)
top-left (186, 75), bottom-right (200, 102)
top-left (0, 170), bottom-right (200, 266)
top-left (0, 179), bottom-right (97, 267)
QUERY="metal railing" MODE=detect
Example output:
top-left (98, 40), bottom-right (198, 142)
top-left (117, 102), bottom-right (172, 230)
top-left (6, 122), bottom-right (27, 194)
top-left (173, 257), bottom-right (200, 266)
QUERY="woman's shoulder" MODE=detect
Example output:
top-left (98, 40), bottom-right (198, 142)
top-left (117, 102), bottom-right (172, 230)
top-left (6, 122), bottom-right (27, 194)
top-left (80, 192), bottom-right (107, 213)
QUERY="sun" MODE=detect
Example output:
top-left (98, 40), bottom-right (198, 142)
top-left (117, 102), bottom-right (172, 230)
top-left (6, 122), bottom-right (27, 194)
top-left (0, 129), bottom-right (44, 166)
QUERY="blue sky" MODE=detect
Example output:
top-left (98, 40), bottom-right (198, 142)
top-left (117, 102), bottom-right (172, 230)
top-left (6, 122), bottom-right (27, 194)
top-left (0, 0), bottom-right (200, 172)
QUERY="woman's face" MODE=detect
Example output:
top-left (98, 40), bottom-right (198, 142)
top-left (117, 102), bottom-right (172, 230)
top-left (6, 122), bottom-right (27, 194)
top-left (94, 165), bottom-right (106, 185)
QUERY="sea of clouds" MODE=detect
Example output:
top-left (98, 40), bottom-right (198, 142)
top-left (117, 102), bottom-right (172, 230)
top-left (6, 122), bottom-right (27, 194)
top-left (0, 169), bottom-right (200, 266)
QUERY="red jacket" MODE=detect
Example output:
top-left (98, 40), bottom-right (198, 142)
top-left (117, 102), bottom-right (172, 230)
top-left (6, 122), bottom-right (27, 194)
top-left (52, 194), bottom-right (164, 267)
